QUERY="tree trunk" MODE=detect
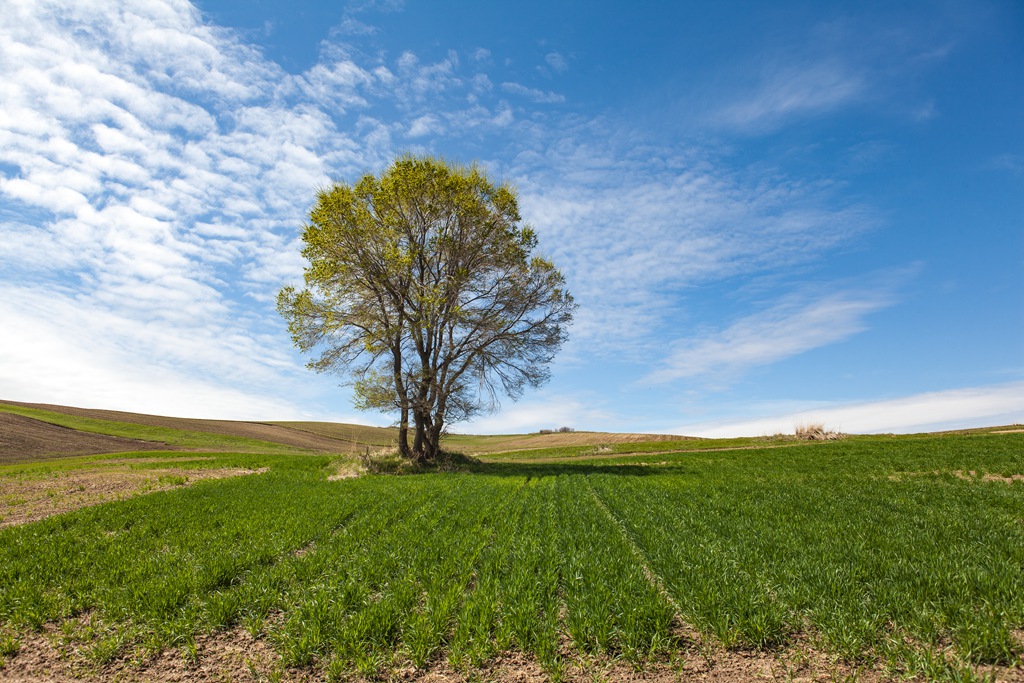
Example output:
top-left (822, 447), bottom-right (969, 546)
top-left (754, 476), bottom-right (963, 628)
top-left (392, 335), bottom-right (412, 459)
top-left (412, 408), bottom-right (427, 462)
top-left (424, 417), bottom-right (444, 462)
top-left (397, 405), bottom-right (410, 459)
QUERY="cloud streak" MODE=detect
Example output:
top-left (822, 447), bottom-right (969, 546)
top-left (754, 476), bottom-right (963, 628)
top-left (717, 62), bottom-right (864, 131)
top-left (508, 132), bottom-right (877, 358)
top-left (646, 289), bottom-right (895, 383)
top-left (677, 382), bottom-right (1024, 437)
top-left (501, 81), bottom-right (565, 103)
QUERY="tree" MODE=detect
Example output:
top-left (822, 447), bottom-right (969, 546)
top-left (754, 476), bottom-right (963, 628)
top-left (277, 155), bottom-right (576, 462)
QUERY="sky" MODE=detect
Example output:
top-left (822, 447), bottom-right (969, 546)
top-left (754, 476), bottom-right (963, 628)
top-left (1, 0), bottom-right (1021, 436)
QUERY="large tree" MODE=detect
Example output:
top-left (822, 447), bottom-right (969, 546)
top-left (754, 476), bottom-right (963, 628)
top-left (277, 156), bottom-right (576, 462)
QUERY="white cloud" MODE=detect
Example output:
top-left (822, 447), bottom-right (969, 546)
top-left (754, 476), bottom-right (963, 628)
top-left (501, 82), bottom-right (566, 104)
top-left (0, 0), bottom-right (976, 439)
top-left (0, 0), bottom-right (580, 420)
top-left (0, 286), bottom-right (307, 420)
top-left (458, 395), bottom-right (613, 434)
top-left (0, 0), bottom-right (365, 417)
top-left (676, 382), bottom-right (1024, 437)
top-left (718, 62), bottom-right (864, 131)
top-left (544, 52), bottom-right (568, 74)
top-left (407, 114), bottom-right (444, 138)
top-left (510, 133), bottom-right (876, 358)
top-left (647, 289), bottom-right (895, 383)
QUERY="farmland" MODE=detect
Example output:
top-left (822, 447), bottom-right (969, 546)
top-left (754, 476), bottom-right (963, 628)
top-left (0, 402), bottom-right (1022, 681)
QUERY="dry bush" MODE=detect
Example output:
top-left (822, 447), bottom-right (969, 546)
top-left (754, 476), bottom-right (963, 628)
top-left (795, 423), bottom-right (844, 441)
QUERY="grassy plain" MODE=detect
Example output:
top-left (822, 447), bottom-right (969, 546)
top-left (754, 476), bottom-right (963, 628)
top-left (0, 406), bottom-right (1022, 682)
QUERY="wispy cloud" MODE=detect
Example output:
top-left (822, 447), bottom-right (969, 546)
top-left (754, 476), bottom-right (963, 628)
top-left (0, 286), bottom-right (310, 419)
top-left (646, 289), bottom-right (895, 383)
top-left (458, 393), bottom-right (613, 434)
top-left (501, 81), bottom-right (565, 103)
top-left (544, 52), bottom-right (568, 74)
top-left (676, 382), bottom-right (1024, 437)
top-left (1, 0), bottom-right (979, 434)
top-left (508, 130), bottom-right (877, 358)
top-left (717, 62), bottom-right (864, 132)
top-left (406, 114), bottom-right (444, 138)
top-left (707, 11), bottom-right (966, 134)
top-left (0, 0), bottom-right (536, 417)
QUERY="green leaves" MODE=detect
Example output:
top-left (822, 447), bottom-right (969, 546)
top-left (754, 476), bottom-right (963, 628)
top-left (278, 155), bottom-right (576, 460)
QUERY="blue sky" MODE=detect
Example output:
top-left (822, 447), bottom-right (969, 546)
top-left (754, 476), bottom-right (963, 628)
top-left (1, 0), bottom-right (1021, 436)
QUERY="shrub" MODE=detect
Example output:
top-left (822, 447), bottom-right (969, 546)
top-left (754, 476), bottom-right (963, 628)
top-left (794, 423), bottom-right (844, 441)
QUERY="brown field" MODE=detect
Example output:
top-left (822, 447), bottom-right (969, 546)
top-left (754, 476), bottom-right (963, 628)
top-left (0, 411), bottom-right (178, 465)
top-left (1, 400), bottom-right (365, 453)
top-left (268, 420), bottom-right (399, 448)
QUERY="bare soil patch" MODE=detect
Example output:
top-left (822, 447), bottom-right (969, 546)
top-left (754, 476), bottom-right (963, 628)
top-left (0, 411), bottom-right (178, 465)
top-left (955, 469), bottom-right (1024, 484)
top-left (0, 623), bottom-right (289, 683)
top-left (6, 626), bottom-right (1023, 683)
top-left (891, 470), bottom-right (1024, 484)
top-left (2, 400), bottom-right (360, 453)
top-left (0, 466), bottom-right (267, 527)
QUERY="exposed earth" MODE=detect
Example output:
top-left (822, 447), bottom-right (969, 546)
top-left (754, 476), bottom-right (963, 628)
top-left (3, 620), bottom-right (1022, 683)
top-left (0, 400), bottom-right (369, 454)
top-left (0, 411), bottom-right (178, 464)
top-left (0, 464), bottom-right (268, 528)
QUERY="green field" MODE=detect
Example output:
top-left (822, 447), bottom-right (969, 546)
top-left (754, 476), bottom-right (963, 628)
top-left (0, 416), bottom-right (1022, 681)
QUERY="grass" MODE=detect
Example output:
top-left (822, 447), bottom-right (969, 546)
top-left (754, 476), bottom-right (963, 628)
top-left (475, 434), bottom-right (805, 461)
top-left (442, 430), bottom-right (690, 454)
top-left (0, 415), bottom-right (1022, 681)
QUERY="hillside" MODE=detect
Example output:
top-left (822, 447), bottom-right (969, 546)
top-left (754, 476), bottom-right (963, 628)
top-left (0, 400), bottom-right (694, 464)
top-left (0, 401), bottom-right (377, 463)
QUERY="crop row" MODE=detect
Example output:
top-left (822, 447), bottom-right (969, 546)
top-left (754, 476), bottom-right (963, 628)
top-left (1, 434), bottom-right (1022, 680)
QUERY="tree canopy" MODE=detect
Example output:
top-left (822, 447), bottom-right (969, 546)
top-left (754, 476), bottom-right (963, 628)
top-left (278, 156), bottom-right (576, 462)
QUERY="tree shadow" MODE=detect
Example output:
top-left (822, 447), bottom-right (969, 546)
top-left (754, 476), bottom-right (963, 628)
top-left (461, 458), bottom-right (663, 478)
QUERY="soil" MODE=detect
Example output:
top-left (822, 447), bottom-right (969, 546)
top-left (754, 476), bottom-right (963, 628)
top-left (1, 400), bottom-right (360, 453)
top-left (0, 411), bottom-right (178, 465)
top-left (4, 625), bottom-right (1023, 683)
top-left (0, 465), bottom-right (267, 527)
top-left (889, 470), bottom-right (1024, 484)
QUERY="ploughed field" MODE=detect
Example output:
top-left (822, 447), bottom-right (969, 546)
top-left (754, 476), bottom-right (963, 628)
top-left (0, 401), bottom-right (1023, 682)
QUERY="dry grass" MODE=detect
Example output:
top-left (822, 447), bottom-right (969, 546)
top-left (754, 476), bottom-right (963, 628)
top-left (794, 423), bottom-right (844, 441)
top-left (0, 465), bottom-right (267, 528)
